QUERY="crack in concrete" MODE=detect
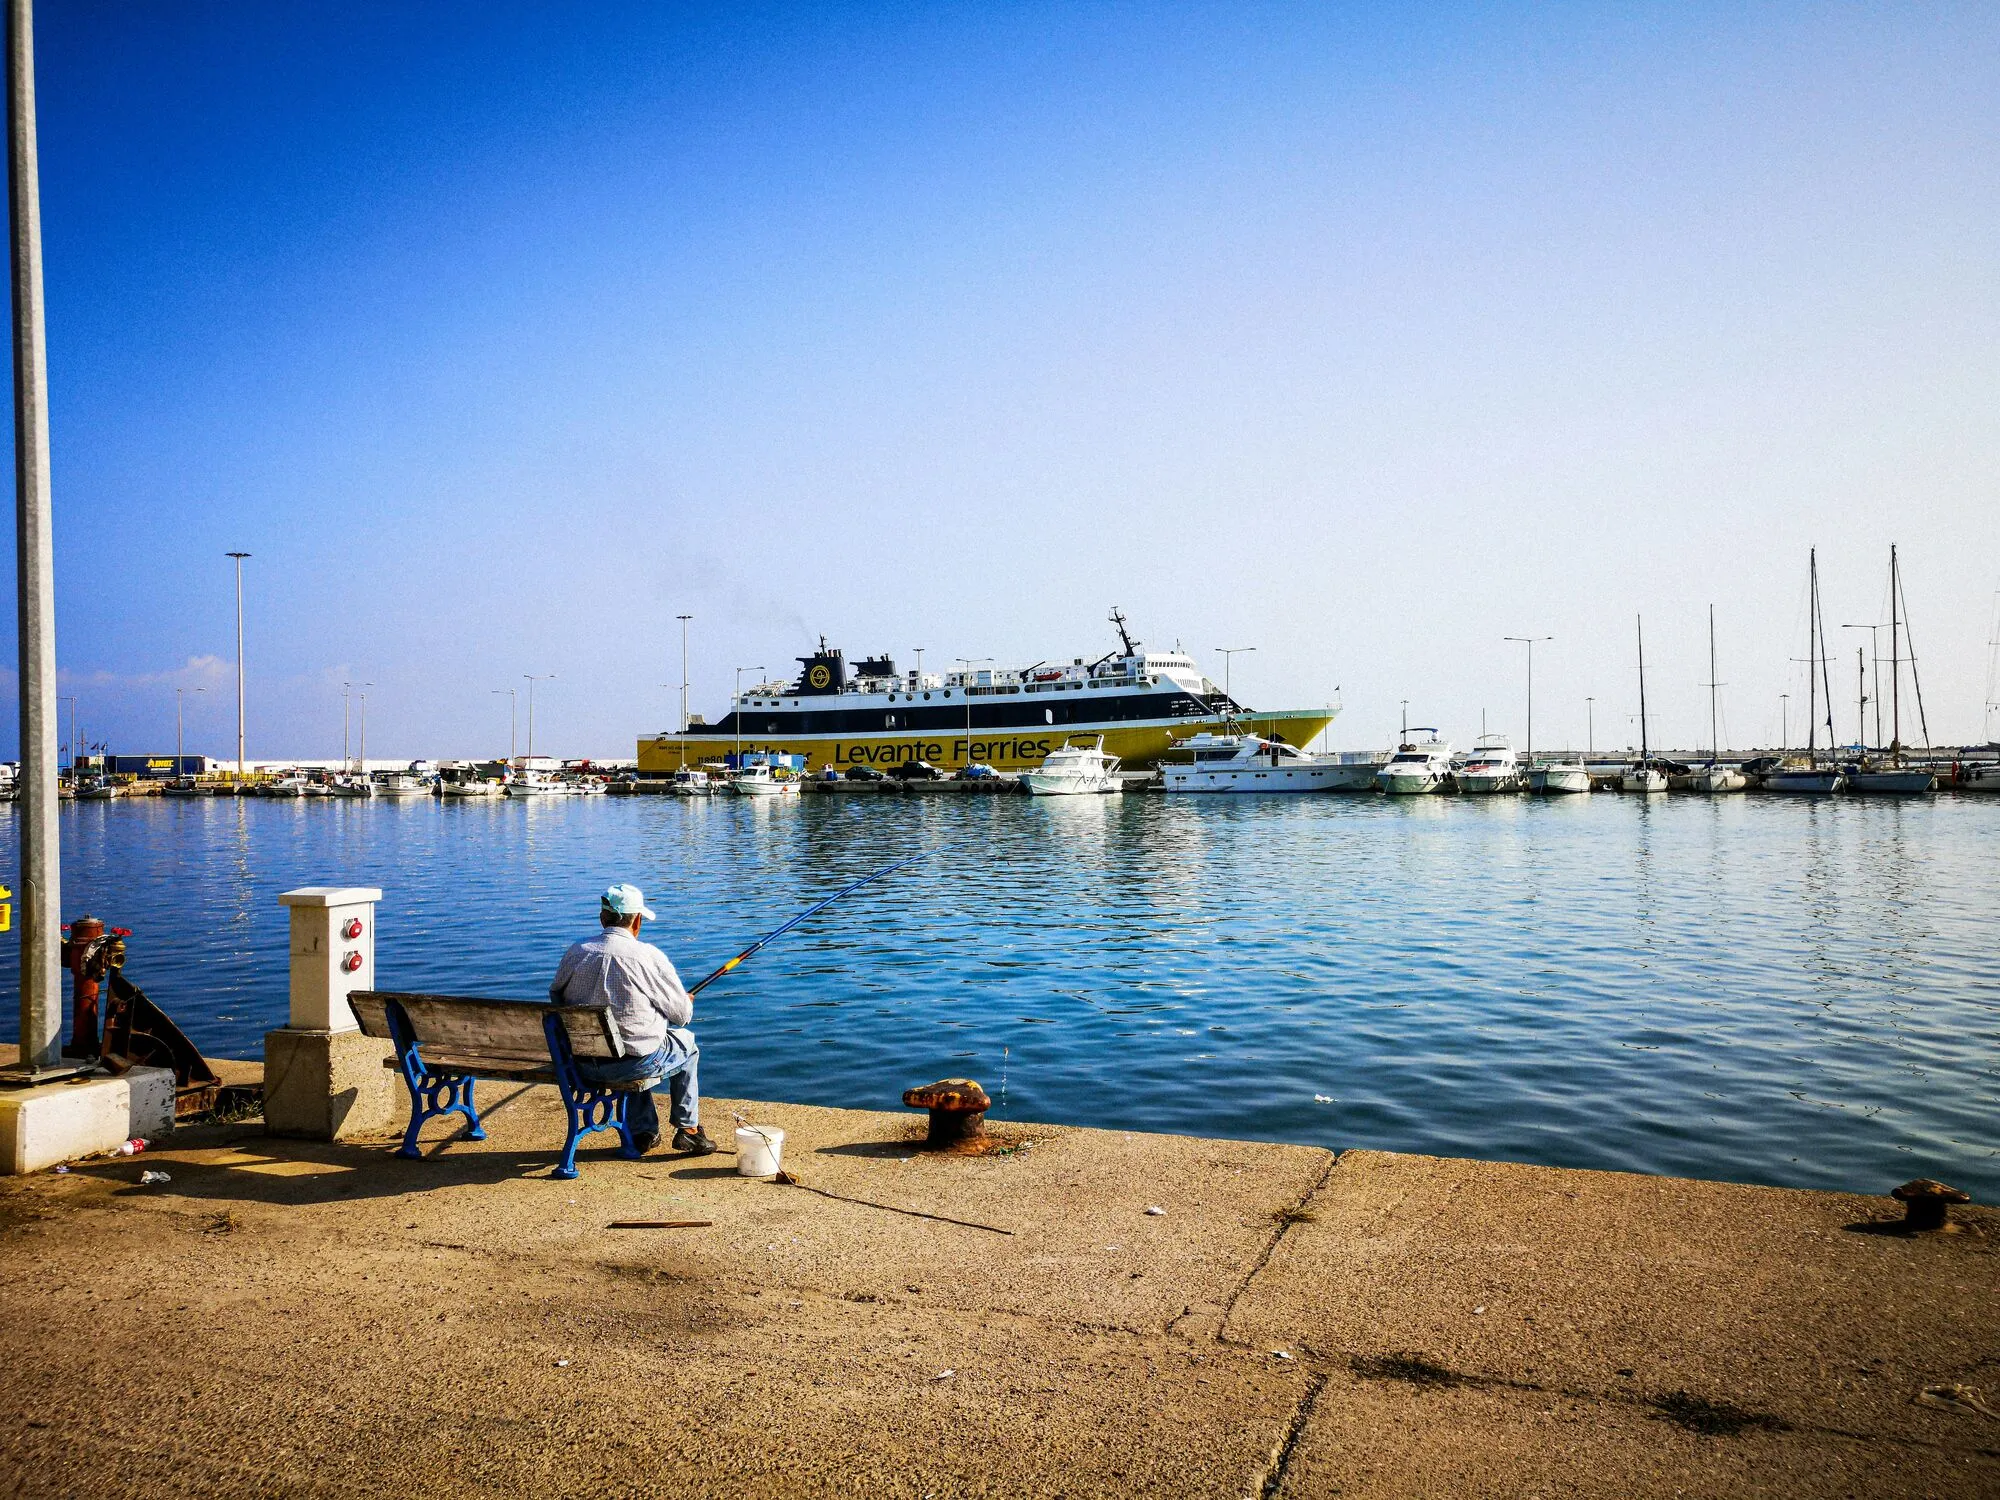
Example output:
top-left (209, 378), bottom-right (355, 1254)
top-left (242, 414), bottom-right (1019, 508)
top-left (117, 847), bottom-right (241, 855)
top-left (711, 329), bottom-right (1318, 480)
top-left (1252, 1370), bottom-right (1326, 1499)
top-left (1215, 1148), bottom-right (1341, 1344)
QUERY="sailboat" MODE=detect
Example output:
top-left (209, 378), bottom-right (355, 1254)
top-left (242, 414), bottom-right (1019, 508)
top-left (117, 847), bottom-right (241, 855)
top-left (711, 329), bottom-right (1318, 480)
top-left (1766, 549), bottom-right (1845, 795)
top-left (1621, 617), bottom-right (1667, 793)
top-left (1693, 606), bottom-right (1745, 792)
top-left (1845, 546), bottom-right (1937, 795)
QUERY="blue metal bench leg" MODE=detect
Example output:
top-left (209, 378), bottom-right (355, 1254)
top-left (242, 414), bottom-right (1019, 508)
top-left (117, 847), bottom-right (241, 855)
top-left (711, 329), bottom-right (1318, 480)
top-left (545, 1013), bottom-right (641, 1179)
top-left (386, 1000), bottom-right (486, 1158)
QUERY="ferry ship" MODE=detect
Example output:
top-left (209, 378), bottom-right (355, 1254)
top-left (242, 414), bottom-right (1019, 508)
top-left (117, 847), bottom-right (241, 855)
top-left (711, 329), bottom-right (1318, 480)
top-left (637, 610), bottom-right (1337, 776)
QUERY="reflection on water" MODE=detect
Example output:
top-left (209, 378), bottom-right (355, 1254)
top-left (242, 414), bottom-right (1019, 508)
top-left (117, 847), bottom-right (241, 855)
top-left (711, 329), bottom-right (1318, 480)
top-left (2, 792), bottom-right (1995, 1197)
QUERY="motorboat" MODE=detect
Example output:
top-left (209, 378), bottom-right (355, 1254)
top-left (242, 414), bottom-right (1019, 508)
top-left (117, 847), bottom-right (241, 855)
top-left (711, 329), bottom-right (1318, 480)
top-left (1377, 732), bottom-right (1453, 796)
top-left (1454, 736), bottom-right (1521, 795)
top-left (260, 776), bottom-right (311, 798)
top-left (670, 768), bottom-right (718, 795)
top-left (1160, 733), bottom-right (1355, 793)
top-left (730, 763), bottom-right (800, 797)
top-left (160, 776), bottom-right (203, 797)
top-left (1955, 761), bottom-right (2000, 792)
top-left (328, 777), bottom-right (373, 798)
top-left (439, 779), bottom-right (504, 797)
top-left (76, 777), bottom-right (119, 801)
top-left (1527, 760), bottom-right (1591, 794)
top-left (1024, 736), bottom-right (1121, 795)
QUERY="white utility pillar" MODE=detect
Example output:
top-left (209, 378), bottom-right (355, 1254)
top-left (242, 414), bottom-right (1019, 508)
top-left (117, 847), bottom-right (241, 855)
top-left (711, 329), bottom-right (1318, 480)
top-left (279, 886), bottom-right (379, 1030)
top-left (263, 885), bottom-right (396, 1140)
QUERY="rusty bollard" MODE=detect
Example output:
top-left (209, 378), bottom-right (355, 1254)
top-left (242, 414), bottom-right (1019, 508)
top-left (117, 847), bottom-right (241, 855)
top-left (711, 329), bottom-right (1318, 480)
top-left (902, 1078), bottom-right (990, 1149)
top-left (1891, 1179), bottom-right (1970, 1232)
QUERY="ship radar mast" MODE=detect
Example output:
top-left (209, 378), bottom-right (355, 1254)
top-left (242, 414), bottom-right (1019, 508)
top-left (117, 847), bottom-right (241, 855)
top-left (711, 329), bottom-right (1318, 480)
top-left (1108, 605), bottom-right (1137, 657)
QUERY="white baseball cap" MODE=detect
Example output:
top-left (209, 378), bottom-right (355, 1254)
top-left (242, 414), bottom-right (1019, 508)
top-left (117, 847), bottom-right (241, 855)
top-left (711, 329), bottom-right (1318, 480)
top-left (601, 882), bottom-right (656, 920)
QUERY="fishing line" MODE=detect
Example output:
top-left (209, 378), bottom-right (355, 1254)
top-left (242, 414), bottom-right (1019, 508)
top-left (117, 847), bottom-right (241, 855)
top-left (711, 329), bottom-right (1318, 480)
top-left (688, 851), bottom-right (928, 997)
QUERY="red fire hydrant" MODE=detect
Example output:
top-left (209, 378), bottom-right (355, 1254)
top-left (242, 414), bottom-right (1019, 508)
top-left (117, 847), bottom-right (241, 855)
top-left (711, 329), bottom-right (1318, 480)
top-left (59, 916), bottom-right (128, 1056)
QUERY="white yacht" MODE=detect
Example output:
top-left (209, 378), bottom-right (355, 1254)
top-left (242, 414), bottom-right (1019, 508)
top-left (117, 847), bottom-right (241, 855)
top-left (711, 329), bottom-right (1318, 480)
top-left (1162, 733), bottom-right (1358, 793)
top-left (1526, 760), bottom-right (1592, 795)
top-left (1377, 733), bottom-right (1453, 796)
top-left (1454, 736), bottom-right (1520, 795)
top-left (1024, 736), bottom-right (1121, 796)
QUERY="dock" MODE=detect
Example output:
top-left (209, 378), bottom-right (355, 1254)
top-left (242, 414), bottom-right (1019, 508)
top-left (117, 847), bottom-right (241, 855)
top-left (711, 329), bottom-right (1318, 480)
top-left (0, 1082), bottom-right (1991, 1495)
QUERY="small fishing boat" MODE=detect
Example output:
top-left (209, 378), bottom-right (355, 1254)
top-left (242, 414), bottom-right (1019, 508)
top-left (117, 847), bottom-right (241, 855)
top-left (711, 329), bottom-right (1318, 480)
top-left (439, 778), bottom-right (503, 797)
top-left (1024, 736), bottom-right (1121, 795)
top-left (160, 776), bottom-right (203, 797)
top-left (670, 768), bottom-right (718, 796)
top-left (1162, 732), bottom-right (1354, 793)
top-left (328, 777), bottom-right (372, 798)
top-left (76, 777), bottom-right (119, 801)
top-left (730, 763), bottom-right (800, 797)
top-left (260, 776), bottom-right (311, 798)
top-left (1454, 735), bottom-right (1520, 795)
top-left (372, 772), bottom-right (434, 798)
top-left (1377, 731), bottom-right (1453, 795)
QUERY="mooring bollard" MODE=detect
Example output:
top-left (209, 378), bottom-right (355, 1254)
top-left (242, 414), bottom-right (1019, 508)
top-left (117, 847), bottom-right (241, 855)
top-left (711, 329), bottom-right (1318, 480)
top-left (1891, 1179), bottom-right (1970, 1232)
top-left (902, 1078), bottom-right (990, 1148)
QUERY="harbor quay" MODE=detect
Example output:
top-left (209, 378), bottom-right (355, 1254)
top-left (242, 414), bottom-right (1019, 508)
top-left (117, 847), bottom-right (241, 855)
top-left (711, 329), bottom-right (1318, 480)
top-left (0, 1079), bottom-right (1994, 1497)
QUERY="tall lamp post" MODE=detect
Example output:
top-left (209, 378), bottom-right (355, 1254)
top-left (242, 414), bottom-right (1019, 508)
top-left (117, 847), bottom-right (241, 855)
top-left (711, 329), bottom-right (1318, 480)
top-left (175, 686), bottom-right (202, 774)
top-left (523, 674), bottom-right (554, 761)
top-left (732, 666), bottom-right (764, 765)
top-left (1504, 635), bottom-right (1552, 764)
top-left (226, 551), bottom-right (250, 784)
top-left (1585, 697), bottom-right (1595, 758)
top-left (958, 658), bottom-right (993, 770)
top-left (491, 688), bottom-right (516, 763)
top-left (9, 0), bottom-right (63, 1073)
top-left (1780, 694), bottom-right (1790, 755)
top-left (1214, 646), bottom-right (1254, 707)
top-left (676, 614), bottom-right (693, 734)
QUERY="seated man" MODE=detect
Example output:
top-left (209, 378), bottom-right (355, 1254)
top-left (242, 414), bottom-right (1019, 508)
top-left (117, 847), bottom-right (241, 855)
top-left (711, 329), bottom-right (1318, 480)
top-left (548, 882), bottom-right (715, 1155)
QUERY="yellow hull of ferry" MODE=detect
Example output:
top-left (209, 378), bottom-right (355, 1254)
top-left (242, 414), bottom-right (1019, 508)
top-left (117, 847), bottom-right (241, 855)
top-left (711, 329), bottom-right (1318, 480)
top-left (638, 711), bottom-right (1336, 776)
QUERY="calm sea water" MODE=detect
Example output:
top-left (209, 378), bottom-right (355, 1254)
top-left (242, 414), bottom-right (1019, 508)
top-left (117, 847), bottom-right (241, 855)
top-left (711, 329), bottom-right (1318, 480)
top-left (3, 792), bottom-right (1994, 1198)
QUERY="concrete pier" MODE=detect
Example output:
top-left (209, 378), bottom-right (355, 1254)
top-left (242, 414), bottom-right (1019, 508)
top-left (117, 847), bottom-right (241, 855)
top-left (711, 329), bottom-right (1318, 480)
top-left (0, 1086), bottom-right (1991, 1495)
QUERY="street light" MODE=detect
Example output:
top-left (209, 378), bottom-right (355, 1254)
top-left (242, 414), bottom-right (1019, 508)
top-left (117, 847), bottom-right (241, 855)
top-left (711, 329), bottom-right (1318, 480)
top-left (491, 688), bottom-right (516, 763)
top-left (1780, 693), bottom-right (1790, 754)
top-left (226, 552), bottom-right (250, 784)
top-left (676, 614), bottom-right (693, 735)
top-left (57, 694), bottom-right (74, 772)
top-left (958, 658), bottom-right (993, 770)
top-left (1214, 646), bottom-right (1254, 706)
top-left (733, 666), bottom-right (765, 764)
top-left (523, 674), bottom-right (555, 761)
top-left (1585, 697), bottom-right (1595, 758)
top-left (342, 681), bottom-right (370, 774)
top-left (175, 687), bottom-right (203, 775)
top-left (1504, 635), bottom-right (1553, 764)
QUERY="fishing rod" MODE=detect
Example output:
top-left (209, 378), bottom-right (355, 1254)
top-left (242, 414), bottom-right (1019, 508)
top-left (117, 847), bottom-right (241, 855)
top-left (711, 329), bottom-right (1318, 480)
top-left (687, 851), bottom-right (927, 997)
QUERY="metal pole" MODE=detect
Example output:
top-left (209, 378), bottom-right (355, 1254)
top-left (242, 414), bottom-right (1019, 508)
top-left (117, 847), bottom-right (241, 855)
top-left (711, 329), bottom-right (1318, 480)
top-left (9, 0), bottom-right (60, 1072)
top-left (523, 674), bottom-right (554, 760)
top-left (958, 658), bottom-right (992, 769)
top-left (491, 688), bottom-right (516, 763)
top-left (1505, 636), bottom-right (1551, 761)
top-left (677, 614), bottom-right (692, 734)
top-left (227, 551), bottom-right (249, 782)
top-left (1780, 694), bottom-right (1789, 755)
top-left (342, 683), bottom-right (351, 771)
top-left (1586, 697), bottom-right (1594, 758)
top-left (733, 667), bottom-right (763, 764)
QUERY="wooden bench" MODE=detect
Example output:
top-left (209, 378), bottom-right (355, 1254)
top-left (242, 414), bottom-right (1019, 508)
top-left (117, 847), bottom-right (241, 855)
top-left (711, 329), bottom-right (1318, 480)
top-left (348, 991), bottom-right (659, 1179)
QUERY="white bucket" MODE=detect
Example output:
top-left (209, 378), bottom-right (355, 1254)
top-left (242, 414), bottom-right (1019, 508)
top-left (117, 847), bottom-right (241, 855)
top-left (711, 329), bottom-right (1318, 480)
top-left (735, 1125), bottom-right (785, 1177)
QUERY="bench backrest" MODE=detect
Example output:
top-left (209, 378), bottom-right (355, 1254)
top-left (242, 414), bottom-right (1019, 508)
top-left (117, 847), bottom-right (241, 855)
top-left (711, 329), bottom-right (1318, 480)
top-left (348, 990), bottom-right (626, 1072)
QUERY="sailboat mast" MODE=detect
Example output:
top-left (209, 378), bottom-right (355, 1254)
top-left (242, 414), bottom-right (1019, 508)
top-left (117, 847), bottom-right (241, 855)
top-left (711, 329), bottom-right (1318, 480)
top-left (1816, 550), bottom-right (1837, 759)
top-left (1636, 615), bottom-right (1649, 764)
top-left (1889, 545), bottom-right (1902, 758)
top-left (1708, 605), bottom-right (1719, 761)
top-left (1806, 551), bottom-right (1817, 759)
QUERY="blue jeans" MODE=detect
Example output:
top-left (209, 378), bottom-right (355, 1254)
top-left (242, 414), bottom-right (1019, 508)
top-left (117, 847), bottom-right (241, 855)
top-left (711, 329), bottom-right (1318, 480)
top-left (574, 1027), bottom-right (698, 1138)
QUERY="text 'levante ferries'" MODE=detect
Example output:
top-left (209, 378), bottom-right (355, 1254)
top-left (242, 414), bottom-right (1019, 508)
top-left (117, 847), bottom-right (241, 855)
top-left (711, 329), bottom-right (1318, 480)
top-left (637, 610), bottom-right (1337, 775)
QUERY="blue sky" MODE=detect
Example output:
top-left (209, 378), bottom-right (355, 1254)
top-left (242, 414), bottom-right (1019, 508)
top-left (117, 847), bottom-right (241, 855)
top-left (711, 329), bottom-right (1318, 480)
top-left (7, 2), bottom-right (1998, 758)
